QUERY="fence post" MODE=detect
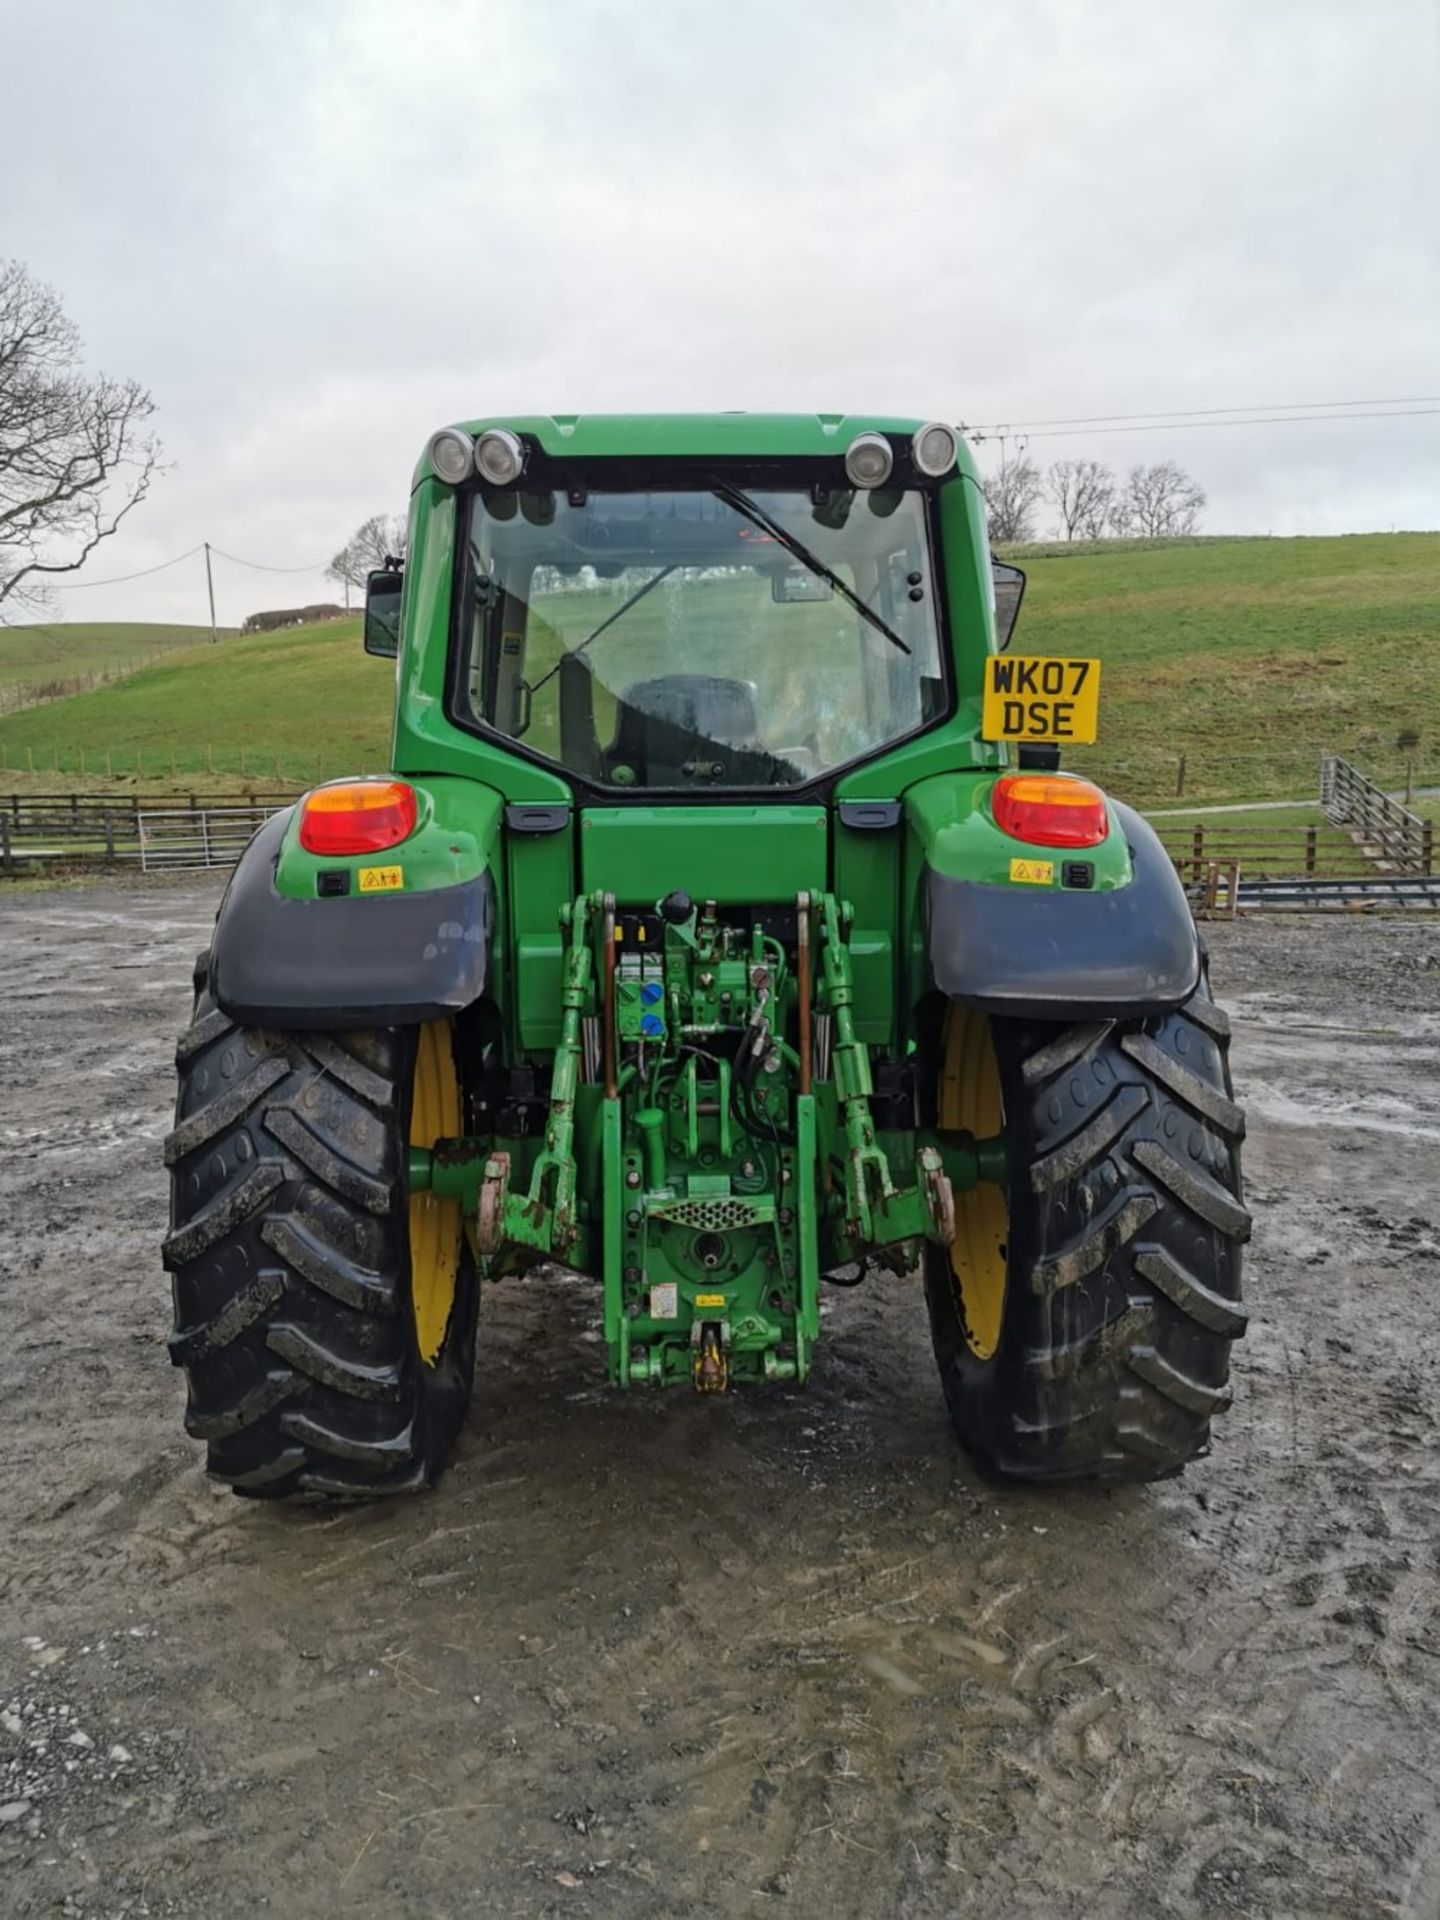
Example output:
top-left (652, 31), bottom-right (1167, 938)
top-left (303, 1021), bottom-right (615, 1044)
top-left (1424, 821), bottom-right (1434, 878)
top-left (201, 807), bottom-right (212, 867)
top-left (1175, 753), bottom-right (1186, 798)
top-left (1, 817), bottom-right (10, 875)
top-left (1306, 825), bottom-right (1317, 875)
top-left (1191, 824), bottom-right (1204, 888)
top-left (104, 812), bottom-right (115, 862)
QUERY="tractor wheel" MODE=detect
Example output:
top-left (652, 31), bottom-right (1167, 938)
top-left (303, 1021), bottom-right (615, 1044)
top-left (924, 970), bottom-right (1249, 1484)
top-left (162, 958), bottom-right (478, 1498)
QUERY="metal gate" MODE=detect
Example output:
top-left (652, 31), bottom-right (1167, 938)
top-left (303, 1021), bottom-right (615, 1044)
top-left (137, 805), bottom-right (285, 872)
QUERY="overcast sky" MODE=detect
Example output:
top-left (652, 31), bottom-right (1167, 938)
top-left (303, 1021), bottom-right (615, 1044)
top-left (5, 0), bottom-right (1437, 628)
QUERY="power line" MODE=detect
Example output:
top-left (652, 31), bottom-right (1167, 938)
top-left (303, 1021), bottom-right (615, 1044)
top-left (964, 394), bottom-right (1440, 432)
top-left (967, 406), bottom-right (1440, 444)
top-left (208, 545), bottom-right (327, 574)
top-left (1024, 406), bottom-right (1440, 440)
top-left (46, 544), bottom-right (204, 590)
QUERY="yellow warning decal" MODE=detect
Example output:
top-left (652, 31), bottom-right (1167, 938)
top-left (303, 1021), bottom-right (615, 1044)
top-left (358, 864), bottom-right (404, 893)
top-left (1009, 858), bottom-right (1054, 886)
top-left (694, 1293), bottom-right (727, 1310)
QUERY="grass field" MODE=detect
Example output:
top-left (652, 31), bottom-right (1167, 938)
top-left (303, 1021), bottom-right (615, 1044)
top-left (0, 533), bottom-right (1436, 809)
top-left (0, 617), bottom-right (387, 785)
top-left (0, 621), bottom-right (231, 694)
top-left (1013, 532), bottom-right (1440, 803)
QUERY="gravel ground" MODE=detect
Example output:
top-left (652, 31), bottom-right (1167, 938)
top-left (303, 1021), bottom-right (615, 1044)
top-left (1, 879), bottom-right (1438, 1920)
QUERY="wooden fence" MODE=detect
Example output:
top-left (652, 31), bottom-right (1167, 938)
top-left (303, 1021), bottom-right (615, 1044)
top-left (0, 792), bottom-right (293, 874)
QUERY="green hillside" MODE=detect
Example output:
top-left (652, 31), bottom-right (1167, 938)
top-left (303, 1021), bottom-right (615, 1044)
top-left (0, 620), bottom-right (230, 692)
top-left (1012, 532), bottom-right (1440, 802)
top-left (0, 534), bottom-right (1435, 805)
top-left (0, 616), bottom-right (389, 783)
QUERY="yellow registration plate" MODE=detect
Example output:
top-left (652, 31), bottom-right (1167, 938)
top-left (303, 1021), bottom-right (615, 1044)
top-left (983, 655), bottom-right (1101, 745)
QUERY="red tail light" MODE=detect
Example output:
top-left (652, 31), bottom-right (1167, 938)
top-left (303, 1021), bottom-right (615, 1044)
top-left (299, 780), bottom-right (418, 856)
top-left (992, 773), bottom-right (1108, 849)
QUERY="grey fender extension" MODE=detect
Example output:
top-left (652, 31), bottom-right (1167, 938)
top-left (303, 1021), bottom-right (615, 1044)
top-left (208, 811), bottom-right (494, 1030)
top-left (926, 801), bottom-right (1199, 1018)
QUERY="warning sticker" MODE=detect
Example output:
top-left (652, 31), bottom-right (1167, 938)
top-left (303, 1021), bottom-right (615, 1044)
top-left (357, 864), bottom-right (404, 893)
top-left (649, 1283), bottom-right (679, 1320)
top-left (983, 655), bottom-right (1101, 743)
top-left (693, 1293), bottom-right (727, 1310)
top-left (1009, 858), bottom-right (1055, 886)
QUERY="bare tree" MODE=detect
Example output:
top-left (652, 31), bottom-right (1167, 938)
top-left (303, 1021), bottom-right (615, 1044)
top-left (1077, 481), bottom-right (1115, 542)
top-left (326, 513), bottom-right (408, 601)
top-left (1046, 459), bottom-right (1115, 542)
top-left (982, 456), bottom-right (1044, 544)
top-left (0, 261), bottom-right (160, 618)
top-left (1119, 461), bottom-right (1206, 538)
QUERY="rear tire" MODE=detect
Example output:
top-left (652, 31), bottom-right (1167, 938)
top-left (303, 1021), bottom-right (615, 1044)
top-left (925, 971), bottom-right (1249, 1485)
top-left (162, 957), bottom-right (477, 1498)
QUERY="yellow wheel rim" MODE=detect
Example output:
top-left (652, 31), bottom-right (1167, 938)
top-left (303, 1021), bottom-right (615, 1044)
top-left (938, 1007), bottom-right (1009, 1362)
top-left (408, 1020), bottom-right (463, 1367)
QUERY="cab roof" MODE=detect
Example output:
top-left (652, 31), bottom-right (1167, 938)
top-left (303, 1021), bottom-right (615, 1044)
top-left (413, 413), bottom-right (978, 486)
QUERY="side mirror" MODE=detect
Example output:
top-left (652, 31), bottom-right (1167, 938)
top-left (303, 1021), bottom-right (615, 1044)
top-left (991, 559), bottom-right (1026, 652)
top-left (363, 567), bottom-right (403, 658)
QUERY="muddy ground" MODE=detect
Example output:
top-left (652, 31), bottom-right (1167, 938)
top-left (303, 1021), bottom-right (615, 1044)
top-left (1, 879), bottom-right (1438, 1920)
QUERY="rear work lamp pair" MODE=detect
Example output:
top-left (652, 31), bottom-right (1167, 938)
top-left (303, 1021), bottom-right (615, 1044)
top-left (425, 422), bottom-right (960, 491)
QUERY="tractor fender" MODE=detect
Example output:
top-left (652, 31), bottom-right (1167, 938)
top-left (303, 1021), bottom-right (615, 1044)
top-left (207, 808), bottom-right (496, 1030)
top-left (925, 801), bottom-right (1199, 1019)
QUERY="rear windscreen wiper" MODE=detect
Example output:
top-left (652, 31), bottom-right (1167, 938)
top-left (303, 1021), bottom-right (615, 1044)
top-left (528, 563), bottom-right (680, 698)
top-left (711, 481), bottom-right (912, 657)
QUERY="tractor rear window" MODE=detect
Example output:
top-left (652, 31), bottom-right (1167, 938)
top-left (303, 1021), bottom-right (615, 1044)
top-left (453, 485), bottom-right (945, 790)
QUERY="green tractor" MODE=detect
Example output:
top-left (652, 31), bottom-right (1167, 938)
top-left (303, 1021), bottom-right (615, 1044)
top-left (163, 414), bottom-right (1248, 1497)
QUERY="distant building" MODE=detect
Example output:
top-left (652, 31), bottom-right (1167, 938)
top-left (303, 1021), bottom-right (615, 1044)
top-left (242, 604), bottom-right (349, 634)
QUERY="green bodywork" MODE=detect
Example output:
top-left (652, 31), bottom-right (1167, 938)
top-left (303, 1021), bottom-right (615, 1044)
top-left (276, 414), bottom-right (1122, 1391)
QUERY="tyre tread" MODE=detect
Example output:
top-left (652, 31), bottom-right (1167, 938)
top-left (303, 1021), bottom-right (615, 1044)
top-left (262, 1104), bottom-right (394, 1213)
top-left (1119, 1030), bottom-right (1245, 1137)
top-left (1027, 1082), bottom-right (1149, 1192)
top-left (166, 992), bottom-right (475, 1500)
top-left (925, 972), bottom-right (1248, 1486)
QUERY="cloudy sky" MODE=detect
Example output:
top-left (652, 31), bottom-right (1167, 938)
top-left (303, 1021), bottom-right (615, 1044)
top-left (5, 0), bottom-right (1437, 628)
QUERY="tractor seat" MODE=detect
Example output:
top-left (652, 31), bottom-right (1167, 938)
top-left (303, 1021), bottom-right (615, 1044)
top-left (606, 674), bottom-right (761, 782)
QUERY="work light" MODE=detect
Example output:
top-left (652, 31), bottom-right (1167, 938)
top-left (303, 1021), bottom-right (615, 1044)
top-left (427, 428), bottom-right (475, 485)
top-left (474, 428), bottom-right (526, 486)
top-left (844, 431), bottom-right (893, 489)
top-left (913, 422), bottom-right (958, 477)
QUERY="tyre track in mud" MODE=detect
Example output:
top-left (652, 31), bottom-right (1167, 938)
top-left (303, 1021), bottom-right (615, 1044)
top-left (1, 883), bottom-right (1438, 1918)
